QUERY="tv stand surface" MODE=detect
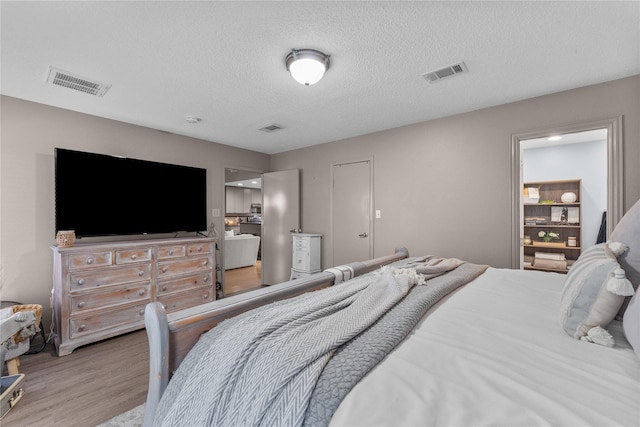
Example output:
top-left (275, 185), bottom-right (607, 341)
top-left (51, 236), bottom-right (216, 356)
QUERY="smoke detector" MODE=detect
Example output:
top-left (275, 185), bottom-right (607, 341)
top-left (422, 61), bottom-right (468, 83)
top-left (185, 116), bottom-right (201, 124)
top-left (46, 66), bottom-right (111, 97)
top-left (259, 124), bottom-right (284, 133)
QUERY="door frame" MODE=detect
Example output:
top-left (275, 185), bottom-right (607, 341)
top-left (330, 157), bottom-right (374, 266)
top-left (510, 116), bottom-right (624, 269)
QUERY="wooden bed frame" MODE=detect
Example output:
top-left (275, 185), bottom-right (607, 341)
top-left (143, 247), bottom-right (409, 425)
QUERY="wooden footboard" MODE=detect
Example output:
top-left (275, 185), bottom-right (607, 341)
top-left (143, 247), bottom-right (409, 425)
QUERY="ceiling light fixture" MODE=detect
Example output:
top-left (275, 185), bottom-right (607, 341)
top-left (185, 116), bottom-right (201, 124)
top-left (547, 135), bottom-right (562, 141)
top-left (285, 48), bottom-right (330, 86)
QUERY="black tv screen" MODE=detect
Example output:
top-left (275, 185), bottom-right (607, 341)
top-left (55, 148), bottom-right (207, 238)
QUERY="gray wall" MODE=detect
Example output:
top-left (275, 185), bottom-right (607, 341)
top-left (1, 75), bottom-right (638, 332)
top-left (0, 96), bottom-right (270, 327)
top-left (270, 75), bottom-right (640, 269)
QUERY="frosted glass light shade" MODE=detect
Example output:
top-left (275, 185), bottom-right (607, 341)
top-left (285, 49), bottom-right (330, 86)
top-left (289, 58), bottom-right (326, 85)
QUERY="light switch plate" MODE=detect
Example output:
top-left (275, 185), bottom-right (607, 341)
top-left (375, 210), bottom-right (381, 219)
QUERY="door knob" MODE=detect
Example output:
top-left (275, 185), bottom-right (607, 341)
top-left (290, 228), bottom-right (302, 233)
top-left (358, 232), bottom-right (368, 238)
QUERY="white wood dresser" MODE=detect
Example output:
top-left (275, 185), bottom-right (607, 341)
top-left (51, 237), bottom-right (216, 356)
top-left (290, 233), bottom-right (322, 279)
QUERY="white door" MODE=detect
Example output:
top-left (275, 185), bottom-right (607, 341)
top-left (262, 169), bottom-right (300, 285)
top-left (332, 160), bottom-right (372, 266)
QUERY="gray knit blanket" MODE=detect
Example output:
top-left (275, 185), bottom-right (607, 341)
top-left (155, 257), bottom-right (488, 427)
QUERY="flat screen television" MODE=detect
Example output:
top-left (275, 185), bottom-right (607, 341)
top-left (55, 148), bottom-right (207, 238)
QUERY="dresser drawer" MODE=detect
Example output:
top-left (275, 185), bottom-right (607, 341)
top-left (70, 283), bottom-right (151, 314)
top-left (294, 239), bottom-right (310, 251)
top-left (69, 302), bottom-right (147, 339)
top-left (70, 264), bottom-right (152, 291)
top-left (293, 250), bottom-right (311, 271)
top-left (69, 252), bottom-right (113, 270)
top-left (115, 248), bottom-right (152, 264)
top-left (157, 245), bottom-right (186, 259)
top-left (157, 288), bottom-right (213, 313)
top-left (157, 273), bottom-right (213, 296)
top-left (157, 255), bottom-right (213, 278)
top-left (187, 242), bottom-right (212, 255)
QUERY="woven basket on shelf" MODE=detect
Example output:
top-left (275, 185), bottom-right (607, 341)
top-left (56, 230), bottom-right (76, 248)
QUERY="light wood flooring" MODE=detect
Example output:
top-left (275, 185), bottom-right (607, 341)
top-left (3, 330), bottom-right (148, 427)
top-left (2, 265), bottom-right (263, 426)
top-left (224, 260), bottom-right (264, 296)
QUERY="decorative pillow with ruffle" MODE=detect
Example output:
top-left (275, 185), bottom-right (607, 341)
top-left (559, 242), bottom-right (635, 346)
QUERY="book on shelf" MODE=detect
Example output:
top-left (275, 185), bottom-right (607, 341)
top-left (534, 258), bottom-right (567, 270)
top-left (534, 252), bottom-right (566, 261)
top-left (524, 217), bottom-right (546, 225)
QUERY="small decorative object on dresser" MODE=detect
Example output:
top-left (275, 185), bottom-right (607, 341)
top-left (51, 236), bottom-right (216, 356)
top-left (55, 230), bottom-right (75, 248)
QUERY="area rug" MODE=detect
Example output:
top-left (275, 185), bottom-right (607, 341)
top-left (97, 404), bottom-right (144, 427)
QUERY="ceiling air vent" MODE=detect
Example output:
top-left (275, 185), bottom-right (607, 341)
top-left (422, 61), bottom-right (468, 83)
top-left (46, 67), bottom-right (112, 97)
top-left (259, 124), bottom-right (283, 133)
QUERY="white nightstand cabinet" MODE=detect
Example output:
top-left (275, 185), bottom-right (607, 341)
top-left (290, 233), bottom-right (322, 279)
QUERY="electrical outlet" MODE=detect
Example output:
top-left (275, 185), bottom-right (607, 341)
top-left (375, 210), bottom-right (381, 219)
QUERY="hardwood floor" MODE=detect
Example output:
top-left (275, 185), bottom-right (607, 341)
top-left (2, 265), bottom-right (263, 426)
top-left (224, 260), bottom-right (264, 296)
top-left (3, 330), bottom-right (148, 427)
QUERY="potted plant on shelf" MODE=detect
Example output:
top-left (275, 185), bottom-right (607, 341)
top-left (538, 230), bottom-right (560, 243)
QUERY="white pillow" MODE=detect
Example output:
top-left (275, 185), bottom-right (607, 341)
top-left (609, 198), bottom-right (640, 288)
top-left (559, 242), bottom-right (630, 345)
top-left (623, 291), bottom-right (640, 357)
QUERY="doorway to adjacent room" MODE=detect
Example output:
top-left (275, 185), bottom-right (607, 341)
top-left (510, 116), bottom-right (624, 270)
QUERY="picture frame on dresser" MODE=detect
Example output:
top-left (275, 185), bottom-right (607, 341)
top-left (51, 237), bottom-right (216, 356)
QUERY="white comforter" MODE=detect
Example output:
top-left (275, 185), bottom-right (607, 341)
top-left (331, 268), bottom-right (640, 426)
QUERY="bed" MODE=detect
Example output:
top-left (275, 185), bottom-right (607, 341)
top-left (143, 201), bottom-right (640, 426)
top-left (223, 233), bottom-right (260, 270)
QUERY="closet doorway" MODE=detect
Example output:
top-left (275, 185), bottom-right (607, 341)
top-left (331, 159), bottom-right (373, 266)
top-left (510, 117), bottom-right (624, 269)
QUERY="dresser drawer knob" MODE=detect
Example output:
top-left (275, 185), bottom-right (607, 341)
top-left (77, 279), bottom-right (85, 286)
top-left (162, 286), bottom-right (167, 292)
top-left (131, 254), bottom-right (137, 260)
top-left (163, 304), bottom-right (168, 310)
top-left (169, 249), bottom-right (174, 256)
top-left (197, 246), bottom-right (203, 252)
top-left (77, 301), bottom-right (85, 308)
top-left (139, 309), bottom-right (145, 316)
top-left (138, 270), bottom-right (145, 277)
top-left (203, 292), bottom-right (209, 299)
top-left (203, 260), bottom-right (209, 266)
top-left (86, 257), bottom-right (94, 265)
top-left (78, 324), bottom-right (86, 331)
top-left (161, 266), bottom-right (168, 273)
top-left (138, 290), bottom-right (145, 296)
top-left (203, 275), bottom-right (209, 282)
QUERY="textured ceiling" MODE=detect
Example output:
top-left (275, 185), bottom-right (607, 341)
top-left (1, 1), bottom-right (639, 154)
